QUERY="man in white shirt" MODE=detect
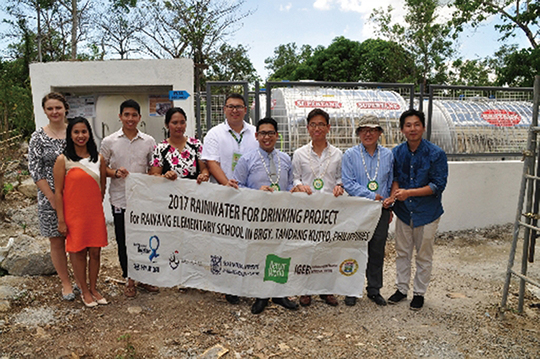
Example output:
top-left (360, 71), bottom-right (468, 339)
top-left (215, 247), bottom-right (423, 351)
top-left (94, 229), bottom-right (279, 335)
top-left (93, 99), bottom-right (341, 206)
top-left (291, 108), bottom-right (344, 307)
top-left (201, 93), bottom-right (259, 305)
top-left (202, 93), bottom-right (259, 185)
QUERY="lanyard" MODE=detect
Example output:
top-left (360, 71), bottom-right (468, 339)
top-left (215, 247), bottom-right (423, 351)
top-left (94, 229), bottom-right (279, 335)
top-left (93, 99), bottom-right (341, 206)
top-left (229, 130), bottom-right (243, 145)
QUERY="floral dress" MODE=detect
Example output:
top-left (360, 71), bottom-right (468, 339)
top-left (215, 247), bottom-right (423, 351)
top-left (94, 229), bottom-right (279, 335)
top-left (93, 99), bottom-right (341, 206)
top-left (28, 128), bottom-right (66, 237)
top-left (150, 137), bottom-right (202, 179)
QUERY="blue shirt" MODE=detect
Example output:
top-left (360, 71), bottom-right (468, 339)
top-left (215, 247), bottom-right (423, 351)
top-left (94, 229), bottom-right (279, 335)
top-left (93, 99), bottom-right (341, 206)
top-left (342, 144), bottom-right (394, 200)
top-left (392, 139), bottom-right (448, 227)
top-left (233, 148), bottom-right (293, 191)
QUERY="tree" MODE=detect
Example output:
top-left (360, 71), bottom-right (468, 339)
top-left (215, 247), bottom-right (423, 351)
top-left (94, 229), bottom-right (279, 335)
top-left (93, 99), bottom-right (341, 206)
top-left (96, 1), bottom-right (144, 59)
top-left (264, 37), bottom-right (417, 83)
top-left (448, 58), bottom-right (494, 86)
top-left (356, 38), bottom-right (417, 83)
top-left (264, 43), bottom-right (313, 81)
top-left (451, 0), bottom-right (539, 49)
top-left (138, 0), bottom-right (254, 92)
top-left (205, 43), bottom-right (260, 84)
top-left (494, 45), bottom-right (540, 87)
top-left (4, 0), bottom-right (95, 61)
top-left (370, 0), bottom-right (454, 87)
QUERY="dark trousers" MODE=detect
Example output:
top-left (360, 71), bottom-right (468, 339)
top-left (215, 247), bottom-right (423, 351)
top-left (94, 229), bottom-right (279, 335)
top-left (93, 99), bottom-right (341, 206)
top-left (112, 205), bottom-right (128, 279)
top-left (366, 209), bottom-right (391, 296)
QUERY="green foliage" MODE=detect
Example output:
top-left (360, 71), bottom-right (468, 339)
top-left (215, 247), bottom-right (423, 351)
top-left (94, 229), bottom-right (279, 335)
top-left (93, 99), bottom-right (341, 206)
top-left (2, 183), bottom-right (14, 196)
top-left (0, 59), bottom-right (34, 138)
top-left (205, 43), bottom-right (260, 84)
top-left (450, 0), bottom-right (539, 49)
top-left (370, 0), bottom-right (454, 87)
top-left (265, 37), bottom-right (417, 84)
top-left (264, 43), bottom-right (314, 81)
top-left (116, 334), bottom-right (136, 359)
top-left (357, 38), bottom-right (417, 83)
top-left (494, 46), bottom-right (540, 87)
top-left (449, 58), bottom-right (494, 86)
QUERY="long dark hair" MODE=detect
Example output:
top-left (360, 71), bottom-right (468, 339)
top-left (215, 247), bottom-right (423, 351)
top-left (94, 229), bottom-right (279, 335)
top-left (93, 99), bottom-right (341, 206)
top-left (64, 117), bottom-right (98, 163)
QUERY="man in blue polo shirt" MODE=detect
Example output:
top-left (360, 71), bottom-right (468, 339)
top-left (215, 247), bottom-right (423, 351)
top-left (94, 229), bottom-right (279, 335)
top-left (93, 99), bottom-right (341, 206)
top-left (385, 109), bottom-right (448, 310)
top-left (228, 117), bottom-right (298, 315)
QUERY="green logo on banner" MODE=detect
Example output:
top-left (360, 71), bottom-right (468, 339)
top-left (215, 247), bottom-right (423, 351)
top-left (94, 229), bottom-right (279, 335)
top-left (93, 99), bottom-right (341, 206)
top-left (264, 254), bottom-right (291, 284)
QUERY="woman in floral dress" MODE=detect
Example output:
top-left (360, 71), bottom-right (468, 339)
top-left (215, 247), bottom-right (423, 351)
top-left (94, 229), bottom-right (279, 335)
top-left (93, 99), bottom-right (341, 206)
top-left (149, 107), bottom-right (210, 183)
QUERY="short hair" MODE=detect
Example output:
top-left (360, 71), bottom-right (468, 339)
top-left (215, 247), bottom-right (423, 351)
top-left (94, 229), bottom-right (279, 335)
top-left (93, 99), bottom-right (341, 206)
top-left (307, 108), bottom-right (330, 124)
top-left (399, 109), bottom-right (425, 129)
top-left (120, 99), bottom-right (141, 115)
top-left (64, 117), bottom-right (99, 163)
top-left (256, 117), bottom-right (278, 132)
top-left (41, 92), bottom-right (69, 115)
top-left (164, 107), bottom-right (187, 127)
top-left (225, 93), bottom-right (247, 107)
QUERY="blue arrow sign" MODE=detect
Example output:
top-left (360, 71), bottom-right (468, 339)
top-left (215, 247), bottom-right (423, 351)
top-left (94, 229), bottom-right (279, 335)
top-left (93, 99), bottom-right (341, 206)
top-left (169, 90), bottom-right (191, 100)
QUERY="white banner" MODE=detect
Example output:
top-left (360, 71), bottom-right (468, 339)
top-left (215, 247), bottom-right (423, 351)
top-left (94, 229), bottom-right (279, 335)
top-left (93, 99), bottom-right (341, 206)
top-left (125, 174), bottom-right (382, 297)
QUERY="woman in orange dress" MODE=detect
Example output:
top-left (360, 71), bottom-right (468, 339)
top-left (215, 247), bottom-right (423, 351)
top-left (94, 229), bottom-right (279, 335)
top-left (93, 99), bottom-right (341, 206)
top-left (53, 117), bottom-right (108, 307)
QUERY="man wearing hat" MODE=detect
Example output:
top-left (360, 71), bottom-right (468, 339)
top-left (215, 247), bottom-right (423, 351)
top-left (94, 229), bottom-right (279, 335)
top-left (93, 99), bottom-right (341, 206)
top-left (341, 115), bottom-right (394, 306)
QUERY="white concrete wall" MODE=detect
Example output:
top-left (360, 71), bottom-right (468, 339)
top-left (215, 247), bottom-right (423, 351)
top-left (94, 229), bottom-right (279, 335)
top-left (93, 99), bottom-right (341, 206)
top-left (29, 59), bottom-right (194, 139)
top-left (438, 161), bottom-right (522, 232)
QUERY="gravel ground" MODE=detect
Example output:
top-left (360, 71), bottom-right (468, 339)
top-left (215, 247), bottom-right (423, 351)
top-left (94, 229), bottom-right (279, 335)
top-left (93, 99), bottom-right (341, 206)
top-left (0, 211), bottom-right (539, 358)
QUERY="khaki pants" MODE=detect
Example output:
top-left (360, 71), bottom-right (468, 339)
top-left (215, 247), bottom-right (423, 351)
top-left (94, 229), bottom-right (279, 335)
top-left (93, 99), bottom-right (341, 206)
top-left (395, 216), bottom-right (441, 296)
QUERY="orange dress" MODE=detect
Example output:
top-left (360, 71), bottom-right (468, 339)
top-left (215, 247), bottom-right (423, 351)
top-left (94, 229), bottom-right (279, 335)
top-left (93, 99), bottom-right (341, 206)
top-left (63, 157), bottom-right (108, 252)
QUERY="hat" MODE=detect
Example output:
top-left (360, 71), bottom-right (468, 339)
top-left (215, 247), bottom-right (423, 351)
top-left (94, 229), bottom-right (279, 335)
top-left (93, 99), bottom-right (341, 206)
top-left (356, 115), bottom-right (383, 135)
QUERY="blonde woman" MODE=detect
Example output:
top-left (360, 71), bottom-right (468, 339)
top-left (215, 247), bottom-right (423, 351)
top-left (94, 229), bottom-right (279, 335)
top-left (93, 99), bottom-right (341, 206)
top-left (28, 92), bottom-right (78, 301)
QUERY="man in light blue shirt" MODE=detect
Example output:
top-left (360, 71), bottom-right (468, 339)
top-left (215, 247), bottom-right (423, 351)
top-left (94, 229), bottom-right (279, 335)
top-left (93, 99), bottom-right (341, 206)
top-left (342, 115), bottom-right (394, 306)
top-left (228, 117), bottom-right (298, 314)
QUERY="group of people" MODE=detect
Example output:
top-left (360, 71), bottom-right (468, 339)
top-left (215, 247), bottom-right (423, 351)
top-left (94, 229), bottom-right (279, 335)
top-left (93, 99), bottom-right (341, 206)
top-left (29, 91), bottom-right (447, 314)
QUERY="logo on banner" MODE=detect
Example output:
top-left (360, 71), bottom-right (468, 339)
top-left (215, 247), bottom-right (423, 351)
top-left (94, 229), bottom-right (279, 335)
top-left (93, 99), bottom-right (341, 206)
top-left (148, 235), bottom-right (160, 262)
top-left (339, 259), bottom-right (358, 276)
top-left (210, 255), bottom-right (223, 275)
top-left (169, 250), bottom-right (180, 270)
top-left (264, 254), bottom-right (291, 284)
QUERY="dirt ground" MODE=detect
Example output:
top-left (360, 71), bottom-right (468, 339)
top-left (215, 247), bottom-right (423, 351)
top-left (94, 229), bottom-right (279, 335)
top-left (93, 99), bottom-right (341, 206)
top-left (0, 187), bottom-right (539, 359)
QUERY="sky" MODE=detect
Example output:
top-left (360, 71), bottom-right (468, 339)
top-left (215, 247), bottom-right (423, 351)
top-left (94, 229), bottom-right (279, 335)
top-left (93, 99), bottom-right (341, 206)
top-left (0, 0), bottom-right (532, 80)
top-left (229, 0), bottom-right (531, 80)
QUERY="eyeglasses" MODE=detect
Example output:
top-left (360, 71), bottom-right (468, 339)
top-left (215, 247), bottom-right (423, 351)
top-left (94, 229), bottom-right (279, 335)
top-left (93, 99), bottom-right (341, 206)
top-left (258, 131), bottom-right (277, 137)
top-left (308, 123), bottom-right (328, 128)
top-left (224, 105), bottom-right (246, 111)
top-left (359, 128), bottom-right (380, 134)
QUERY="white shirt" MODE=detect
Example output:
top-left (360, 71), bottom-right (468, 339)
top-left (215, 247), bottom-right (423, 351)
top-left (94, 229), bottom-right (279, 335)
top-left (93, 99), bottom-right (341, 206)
top-left (292, 141), bottom-right (343, 195)
top-left (100, 128), bottom-right (156, 208)
top-left (201, 120), bottom-right (258, 182)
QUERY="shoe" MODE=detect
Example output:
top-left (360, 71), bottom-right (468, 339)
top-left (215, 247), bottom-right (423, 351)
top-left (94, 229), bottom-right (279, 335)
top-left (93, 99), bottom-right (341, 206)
top-left (410, 295), bottom-right (424, 311)
top-left (137, 283), bottom-right (160, 293)
top-left (251, 298), bottom-right (269, 314)
top-left (368, 293), bottom-right (387, 306)
top-left (73, 284), bottom-right (81, 294)
top-left (81, 295), bottom-right (98, 308)
top-left (62, 292), bottom-right (76, 301)
top-left (299, 295), bottom-right (312, 307)
top-left (344, 296), bottom-right (357, 306)
top-left (124, 281), bottom-right (136, 298)
top-left (225, 294), bottom-right (240, 304)
top-left (92, 294), bottom-right (108, 305)
top-left (272, 297), bottom-right (299, 310)
top-left (320, 294), bottom-right (338, 307)
top-left (388, 290), bottom-right (407, 304)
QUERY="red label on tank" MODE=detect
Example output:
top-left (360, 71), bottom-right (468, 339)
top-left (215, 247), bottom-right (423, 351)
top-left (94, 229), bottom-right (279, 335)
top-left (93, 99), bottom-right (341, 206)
top-left (481, 110), bottom-right (521, 127)
top-left (356, 102), bottom-right (401, 110)
top-left (295, 100), bottom-right (342, 108)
